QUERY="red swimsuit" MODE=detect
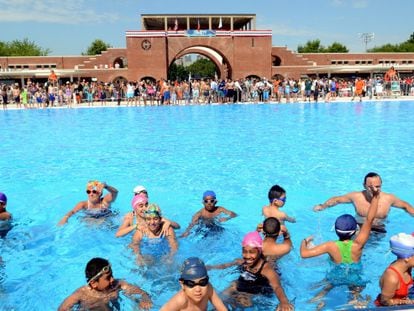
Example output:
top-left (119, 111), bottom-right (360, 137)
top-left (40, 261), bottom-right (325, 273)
top-left (375, 266), bottom-right (413, 306)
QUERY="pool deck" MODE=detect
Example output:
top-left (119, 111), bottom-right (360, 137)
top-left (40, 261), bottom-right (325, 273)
top-left (2, 95), bottom-right (414, 110)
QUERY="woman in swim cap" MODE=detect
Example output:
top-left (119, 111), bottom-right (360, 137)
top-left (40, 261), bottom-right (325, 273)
top-left (115, 195), bottom-right (180, 238)
top-left (58, 181), bottom-right (118, 225)
top-left (374, 233), bottom-right (414, 306)
top-left (207, 231), bottom-right (293, 311)
top-left (130, 203), bottom-right (178, 265)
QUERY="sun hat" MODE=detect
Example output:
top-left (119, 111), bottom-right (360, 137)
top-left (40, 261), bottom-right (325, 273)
top-left (180, 257), bottom-right (208, 281)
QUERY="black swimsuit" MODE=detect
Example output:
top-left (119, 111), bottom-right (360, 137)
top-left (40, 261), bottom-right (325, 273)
top-left (236, 259), bottom-right (273, 294)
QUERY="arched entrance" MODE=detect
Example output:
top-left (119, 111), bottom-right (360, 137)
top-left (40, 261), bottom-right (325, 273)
top-left (170, 46), bottom-right (232, 80)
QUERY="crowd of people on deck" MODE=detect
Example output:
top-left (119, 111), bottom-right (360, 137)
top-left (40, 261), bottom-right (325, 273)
top-left (1, 171), bottom-right (413, 310)
top-left (1, 67), bottom-right (414, 109)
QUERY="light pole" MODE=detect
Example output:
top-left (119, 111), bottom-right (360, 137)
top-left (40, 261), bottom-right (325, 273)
top-left (359, 33), bottom-right (375, 52)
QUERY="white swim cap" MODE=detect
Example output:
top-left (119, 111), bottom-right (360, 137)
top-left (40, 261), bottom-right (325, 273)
top-left (390, 233), bottom-right (414, 259)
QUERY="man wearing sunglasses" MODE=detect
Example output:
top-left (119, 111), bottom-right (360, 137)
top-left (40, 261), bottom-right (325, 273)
top-left (58, 257), bottom-right (152, 311)
top-left (58, 180), bottom-right (118, 225)
top-left (160, 257), bottom-right (227, 311)
top-left (180, 190), bottom-right (237, 238)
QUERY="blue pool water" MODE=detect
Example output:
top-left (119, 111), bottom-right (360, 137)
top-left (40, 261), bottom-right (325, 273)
top-left (0, 101), bottom-right (413, 310)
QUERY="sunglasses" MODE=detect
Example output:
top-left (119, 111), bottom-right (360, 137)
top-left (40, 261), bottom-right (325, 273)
top-left (203, 199), bottom-right (216, 204)
top-left (88, 265), bottom-right (111, 285)
top-left (182, 277), bottom-right (209, 288)
top-left (86, 189), bottom-right (99, 194)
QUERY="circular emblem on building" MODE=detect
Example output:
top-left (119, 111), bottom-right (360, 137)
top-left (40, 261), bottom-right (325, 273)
top-left (141, 39), bottom-right (151, 50)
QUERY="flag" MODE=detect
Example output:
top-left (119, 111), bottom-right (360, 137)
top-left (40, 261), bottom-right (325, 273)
top-left (188, 72), bottom-right (192, 82)
top-left (218, 17), bottom-right (222, 29)
top-left (174, 18), bottom-right (178, 31)
top-left (197, 19), bottom-right (200, 31)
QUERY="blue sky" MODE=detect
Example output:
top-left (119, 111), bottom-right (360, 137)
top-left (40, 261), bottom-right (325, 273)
top-left (1, 0), bottom-right (412, 55)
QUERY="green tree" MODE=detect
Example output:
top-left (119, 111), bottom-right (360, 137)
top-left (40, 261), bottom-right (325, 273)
top-left (325, 42), bottom-right (349, 53)
top-left (187, 58), bottom-right (216, 79)
top-left (83, 39), bottom-right (112, 55)
top-left (0, 38), bottom-right (50, 56)
top-left (297, 39), bottom-right (325, 53)
top-left (168, 63), bottom-right (189, 81)
top-left (298, 39), bottom-right (349, 53)
top-left (367, 32), bottom-right (414, 52)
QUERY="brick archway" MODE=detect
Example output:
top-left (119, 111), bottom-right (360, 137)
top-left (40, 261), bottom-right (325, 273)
top-left (171, 46), bottom-right (232, 79)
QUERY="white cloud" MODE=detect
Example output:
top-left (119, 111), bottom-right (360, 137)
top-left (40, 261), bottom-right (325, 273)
top-left (0, 0), bottom-right (119, 24)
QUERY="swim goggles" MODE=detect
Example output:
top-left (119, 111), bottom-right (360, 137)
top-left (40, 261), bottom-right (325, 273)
top-left (182, 276), bottom-right (209, 288)
top-left (203, 199), bottom-right (216, 204)
top-left (87, 265), bottom-right (111, 285)
top-left (272, 197), bottom-right (286, 203)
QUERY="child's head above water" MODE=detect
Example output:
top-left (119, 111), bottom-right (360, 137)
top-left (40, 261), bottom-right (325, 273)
top-left (263, 217), bottom-right (281, 237)
top-left (180, 257), bottom-right (208, 281)
top-left (85, 258), bottom-right (113, 289)
top-left (242, 231), bottom-right (263, 250)
top-left (335, 214), bottom-right (358, 240)
top-left (0, 192), bottom-right (7, 209)
top-left (268, 185), bottom-right (286, 205)
top-left (390, 233), bottom-right (414, 259)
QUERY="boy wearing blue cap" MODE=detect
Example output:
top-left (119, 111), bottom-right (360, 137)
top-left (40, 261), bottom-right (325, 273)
top-left (180, 191), bottom-right (237, 238)
top-left (160, 257), bottom-right (227, 311)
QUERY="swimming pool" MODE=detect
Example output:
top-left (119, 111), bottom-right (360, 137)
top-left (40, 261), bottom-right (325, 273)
top-left (0, 101), bottom-right (413, 310)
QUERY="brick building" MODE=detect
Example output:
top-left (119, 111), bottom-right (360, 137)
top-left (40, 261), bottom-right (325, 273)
top-left (1, 13), bottom-right (413, 85)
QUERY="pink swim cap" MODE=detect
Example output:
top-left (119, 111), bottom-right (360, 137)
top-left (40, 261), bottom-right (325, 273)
top-left (131, 194), bottom-right (148, 210)
top-left (242, 231), bottom-right (263, 249)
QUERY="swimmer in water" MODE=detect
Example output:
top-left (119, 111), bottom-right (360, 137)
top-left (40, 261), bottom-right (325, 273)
top-left (58, 257), bottom-right (152, 311)
top-left (130, 204), bottom-right (178, 265)
top-left (58, 180), bottom-right (118, 225)
top-left (0, 192), bottom-right (11, 221)
top-left (262, 185), bottom-right (296, 231)
top-left (0, 192), bottom-right (12, 237)
top-left (160, 257), bottom-right (227, 311)
top-left (302, 187), bottom-right (380, 309)
top-left (374, 233), bottom-right (414, 307)
top-left (261, 217), bottom-right (292, 262)
top-left (116, 194), bottom-right (180, 237)
top-left (180, 190), bottom-right (237, 238)
top-left (207, 231), bottom-right (293, 311)
top-left (313, 172), bottom-right (414, 233)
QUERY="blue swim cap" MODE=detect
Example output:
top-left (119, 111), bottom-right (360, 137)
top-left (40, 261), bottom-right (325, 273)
top-left (180, 257), bottom-right (208, 281)
top-left (390, 233), bottom-right (414, 259)
top-left (335, 214), bottom-right (357, 239)
top-left (203, 190), bottom-right (216, 199)
top-left (0, 192), bottom-right (7, 203)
